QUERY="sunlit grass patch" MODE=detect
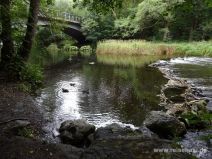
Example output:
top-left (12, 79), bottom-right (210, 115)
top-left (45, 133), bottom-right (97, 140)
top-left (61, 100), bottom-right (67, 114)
top-left (97, 40), bottom-right (212, 57)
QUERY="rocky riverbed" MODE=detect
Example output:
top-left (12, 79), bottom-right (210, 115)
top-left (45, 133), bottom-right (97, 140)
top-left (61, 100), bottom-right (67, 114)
top-left (150, 58), bottom-right (212, 159)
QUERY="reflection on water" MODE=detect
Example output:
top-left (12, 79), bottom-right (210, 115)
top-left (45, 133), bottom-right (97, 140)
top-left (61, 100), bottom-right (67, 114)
top-left (36, 55), bottom-right (167, 138)
top-left (97, 54), bottom-right (170, 67)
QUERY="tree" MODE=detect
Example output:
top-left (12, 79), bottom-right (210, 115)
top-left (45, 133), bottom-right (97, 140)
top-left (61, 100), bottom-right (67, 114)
top-left (171, 0), bottom-right (212, 41)
top-left (18, 0), bottom-right (41, 60)
top-left (0, 0), bottom-right (14, 69)
top-left (78, 0), bottom-right (123, 13)
top-left (135, 0), bottom-right (184, 40)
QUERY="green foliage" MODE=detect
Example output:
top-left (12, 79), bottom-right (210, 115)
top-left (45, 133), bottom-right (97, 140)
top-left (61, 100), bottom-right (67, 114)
top-left (114, 16), bottom-right (138, 39)
top-left (11, 0), bottom-right (28, 47)
top-left (77, 0), bottom-right (123, 13)
top-left (79, 0), bottom-right (212, 41)
top-left (36, 28), bottom-right (53, 46)
top-left (80, 45), bottom-right (92, 56)
top-left (17, 127), bottom-right (36, 138)
top-left (19, 64), bottom-right (44, 92)
top-left (82, 14), bottom-right (115, 41)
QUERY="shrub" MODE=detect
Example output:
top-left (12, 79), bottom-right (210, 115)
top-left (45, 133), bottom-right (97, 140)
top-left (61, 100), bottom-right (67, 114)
top-left (19, 63), bottom-right (43, 92)
top-left (80, 45), bottom-right (92, 56)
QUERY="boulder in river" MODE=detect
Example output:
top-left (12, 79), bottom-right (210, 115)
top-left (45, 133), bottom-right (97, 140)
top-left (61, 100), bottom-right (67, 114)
top-left (59, 119), bottom-right (95, 147)
top-left (144, 111), bottom-right (186, 139)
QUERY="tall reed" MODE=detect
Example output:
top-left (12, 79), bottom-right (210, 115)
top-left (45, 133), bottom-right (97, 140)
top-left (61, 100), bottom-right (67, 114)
top-left (97, 40), bottom-right (212, 57)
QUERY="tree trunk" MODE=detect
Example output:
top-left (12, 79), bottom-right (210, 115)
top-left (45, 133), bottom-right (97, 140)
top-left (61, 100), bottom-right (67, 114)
top-left (19, 0), bottom-right (40, 60)
top-left (0, 0), bottom-right (14, 69)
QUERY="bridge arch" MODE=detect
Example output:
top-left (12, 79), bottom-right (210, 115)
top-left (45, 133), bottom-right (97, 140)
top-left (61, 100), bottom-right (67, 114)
top-left (38, 12), bottom-right (89, 46)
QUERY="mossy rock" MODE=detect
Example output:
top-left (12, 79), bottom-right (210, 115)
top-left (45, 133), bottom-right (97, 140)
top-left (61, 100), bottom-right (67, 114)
top-left (181, 112), bottom-right (212, 129)
top-left (187, 100), bottom-right (208, 113)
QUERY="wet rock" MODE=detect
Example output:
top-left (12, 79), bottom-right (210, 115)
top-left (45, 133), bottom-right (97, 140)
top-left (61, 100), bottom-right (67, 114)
top-left (3, 120), bottom-right (31, 135)
top-left (138, 126), bottom-right (158, 138)
top-left (59, 119), bottom-right (95, 147)
top-left (62, 88), bottom-right (69, 93)
top-left (166, 104), bottom-right (188, 116)
top-left (169, 95), bottom-right (185, 103)
top-left (12, 120), bottom-right (31, 128)
top-left (149, 60), bottom-right (169, 67)
top-left (163, 87), bottom-right (185, 98)
top-left (144, 111), bottom-right (186, 139)
top-left (166, 79), bottom-right (188, 89)
top-left (187, 100), bottom-right (208, 113)
top-left (94, 123), bottom-right (138, 140)
top-left (162, 80), bottom-right (188, 103)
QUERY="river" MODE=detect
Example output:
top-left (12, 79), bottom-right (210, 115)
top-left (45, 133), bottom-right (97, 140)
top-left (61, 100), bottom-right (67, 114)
top-left (35, 55), bottom-right (212, 158)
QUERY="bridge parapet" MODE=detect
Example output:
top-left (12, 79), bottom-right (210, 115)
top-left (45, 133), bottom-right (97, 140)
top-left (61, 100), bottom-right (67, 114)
top-left (39, 11), bottom-right (82, 24)
top-left (56, 12), bottom-right (82, 23)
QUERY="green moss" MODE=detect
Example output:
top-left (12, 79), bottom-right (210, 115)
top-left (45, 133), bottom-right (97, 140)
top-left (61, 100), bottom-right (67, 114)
top-left (181, 112), bottom-right (212, 129)
top-left (17, 127), bottom-right (35, 138)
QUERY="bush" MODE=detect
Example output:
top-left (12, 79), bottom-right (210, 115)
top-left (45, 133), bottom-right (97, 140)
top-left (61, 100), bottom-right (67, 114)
top-left (80, 45), bottom-right (92, 56)
top-left (19, 63), bottom-right (43, 92)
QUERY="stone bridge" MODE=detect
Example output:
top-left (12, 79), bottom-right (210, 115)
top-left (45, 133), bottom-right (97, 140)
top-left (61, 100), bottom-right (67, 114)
top-left (38, 12), bottom-right (88, 46)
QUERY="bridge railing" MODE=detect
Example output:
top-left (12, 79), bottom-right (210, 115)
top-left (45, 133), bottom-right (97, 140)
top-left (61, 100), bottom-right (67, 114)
top-left (56, 12), bottom-right (82, 23)
top-left (39, 10), bottom-right (83, 23)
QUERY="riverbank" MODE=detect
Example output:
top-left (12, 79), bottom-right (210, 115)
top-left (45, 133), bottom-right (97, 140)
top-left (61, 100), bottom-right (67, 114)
top-left (97, 40), bottom-right (212, 57)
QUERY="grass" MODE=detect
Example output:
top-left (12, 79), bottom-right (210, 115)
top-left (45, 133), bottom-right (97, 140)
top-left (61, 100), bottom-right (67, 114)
top-left (97, 40), bottom-right (212, 57)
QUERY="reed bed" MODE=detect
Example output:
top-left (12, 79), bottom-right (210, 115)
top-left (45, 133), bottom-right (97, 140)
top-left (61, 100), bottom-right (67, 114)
top-left (97, 40), bottom-right (212, 57)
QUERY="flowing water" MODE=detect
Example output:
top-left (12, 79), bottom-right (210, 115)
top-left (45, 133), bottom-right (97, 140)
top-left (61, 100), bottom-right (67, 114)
top-left (36, 55), bottom-right (168, 139)
top-left (157, 57), bottom-right (212, 159)
top-left (36, 55), bottom-right (212, 159)
top-left (168, 57), bottom-right (212, 110)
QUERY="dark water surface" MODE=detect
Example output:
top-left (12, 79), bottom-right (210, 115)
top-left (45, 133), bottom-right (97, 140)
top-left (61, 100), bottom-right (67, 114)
top-left (36, 55), bottom-right (168, 137)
